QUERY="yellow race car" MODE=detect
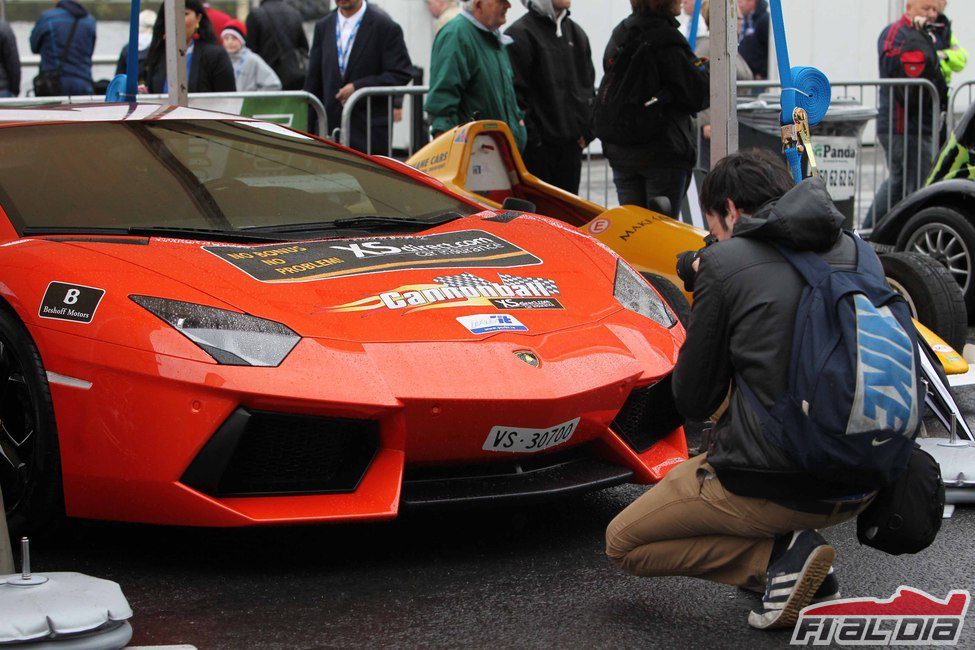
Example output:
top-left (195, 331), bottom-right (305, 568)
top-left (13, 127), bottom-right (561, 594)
top-left (406, 120), bottom-right (969, 376)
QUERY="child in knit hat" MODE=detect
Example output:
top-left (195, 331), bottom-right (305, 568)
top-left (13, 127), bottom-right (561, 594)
top-left (221, 19), bottom-right (282, 91)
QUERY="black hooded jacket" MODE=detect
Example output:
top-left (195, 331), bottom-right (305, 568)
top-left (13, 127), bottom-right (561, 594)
top-left (601, 12), bottom-right (709, 170)
top-left (505, 6), bottom-right (595, 147)
top-left (672, 177), bottom-right (864, 500)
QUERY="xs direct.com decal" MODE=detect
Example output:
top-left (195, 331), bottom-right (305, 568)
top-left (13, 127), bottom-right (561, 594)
top-left (203, 230), bottom-right (541, 283)
top-left (323, 272), bottom-right (562, 314)
top-left (38, 282), bottom-right (105, 324)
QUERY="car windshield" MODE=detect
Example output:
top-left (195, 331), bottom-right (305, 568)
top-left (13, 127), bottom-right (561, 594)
top-left (0, 120), bottom-right (476, 235)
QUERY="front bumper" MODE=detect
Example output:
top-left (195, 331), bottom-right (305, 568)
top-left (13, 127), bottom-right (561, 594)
top-left (35, 315), bottom-right (687, 526)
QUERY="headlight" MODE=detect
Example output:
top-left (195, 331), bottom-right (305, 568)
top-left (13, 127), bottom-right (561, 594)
top-left (613, 260), bottom-right (676, 328)
top-left (131, 296), bottom-right (300, 366)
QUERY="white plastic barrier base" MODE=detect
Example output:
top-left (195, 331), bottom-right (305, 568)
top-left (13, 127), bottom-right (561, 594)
top-left (0, 572), bottom-right (133, 648)
top-left (917, 438), bottom-right (975, 518)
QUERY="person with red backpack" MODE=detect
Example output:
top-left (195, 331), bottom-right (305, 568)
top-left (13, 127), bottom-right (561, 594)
top-left (864, 0), bottom-right (949, 228)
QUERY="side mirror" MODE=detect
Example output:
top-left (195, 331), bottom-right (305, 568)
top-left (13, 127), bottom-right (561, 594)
top-left (502, 197), bottom-right (537, 213)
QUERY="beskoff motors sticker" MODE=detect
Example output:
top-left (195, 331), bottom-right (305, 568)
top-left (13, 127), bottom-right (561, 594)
top-left (203, 230), bottom-right (541, 283)
top-left (39, 282), bottom-right (105, 324)
top-left (457, 314), bottom-right (528, 335)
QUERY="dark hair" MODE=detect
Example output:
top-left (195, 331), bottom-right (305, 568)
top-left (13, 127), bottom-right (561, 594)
top-left (143, 0), bottom-right (216, 85)
top-left (631, 0), bottom-right (677, 14)
top-left (699, 150), bottom-right (795, 219)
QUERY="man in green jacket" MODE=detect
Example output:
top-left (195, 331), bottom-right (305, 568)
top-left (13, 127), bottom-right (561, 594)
top-left (425, 0), bottom-right (528, 151)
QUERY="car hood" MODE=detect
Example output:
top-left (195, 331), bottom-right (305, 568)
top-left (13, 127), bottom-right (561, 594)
top-left (65, 215), bottom-right (631, 343)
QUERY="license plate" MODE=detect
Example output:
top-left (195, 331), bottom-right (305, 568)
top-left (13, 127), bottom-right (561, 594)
top-left (482, 418), bottom-right (580, 453)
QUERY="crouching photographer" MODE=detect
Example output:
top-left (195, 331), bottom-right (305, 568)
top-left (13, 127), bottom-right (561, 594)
top-left (605, 150), bottom-right (921, 630)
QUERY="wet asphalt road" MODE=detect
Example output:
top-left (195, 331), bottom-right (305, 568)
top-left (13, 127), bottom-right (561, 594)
top-left (25, 391), bottom-right (975, 650)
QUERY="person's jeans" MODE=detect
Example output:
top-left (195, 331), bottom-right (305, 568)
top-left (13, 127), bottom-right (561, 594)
top-left (611, 165), bottom-right (690, 218)
top-left (863, 131), bottom-right (935, 229)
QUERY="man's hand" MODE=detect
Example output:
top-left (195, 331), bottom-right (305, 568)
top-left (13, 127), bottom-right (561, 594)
top-left (703, 124), bottom-right (712, 141)
top-left (676, 250), bottom-right (702, 293)
top-left (393, 108), bottom-right (403, 123)
top-left (335, 83), bottom-right (356, 105)
top-left (578, 137), bottom-right (587, 149)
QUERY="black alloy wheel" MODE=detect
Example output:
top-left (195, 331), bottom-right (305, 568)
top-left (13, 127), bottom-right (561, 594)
top-left (0, 308), bottom-right (62, 537)
top-left (896, 206), bottom-right (975, 320)
top-left (880, 251), bottom-right (968, 353)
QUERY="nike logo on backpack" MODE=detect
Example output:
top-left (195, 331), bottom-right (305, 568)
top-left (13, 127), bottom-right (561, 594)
top-left (872, 437), bottom-right (892, 446)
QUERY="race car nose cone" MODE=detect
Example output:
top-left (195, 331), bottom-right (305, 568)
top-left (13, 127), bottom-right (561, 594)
top-left (514, 350), bottom-right (540, 368)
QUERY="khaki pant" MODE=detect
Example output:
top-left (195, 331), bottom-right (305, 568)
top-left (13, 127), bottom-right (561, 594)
top-left (605, 454), bottom-right (867, 590)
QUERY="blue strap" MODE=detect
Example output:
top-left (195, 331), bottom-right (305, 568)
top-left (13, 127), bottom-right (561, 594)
top-left (767, 0), bottom-right (831, 184)
top-left (768, 0), bottom-right (795, 126)
top-left (687, 0), bottom-right (703, 52)
top-left (124, 0), bottom-right (140, 100)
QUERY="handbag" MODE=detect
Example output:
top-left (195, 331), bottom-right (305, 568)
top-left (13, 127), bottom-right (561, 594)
top-left (33, 16), bottom-right (81, 97)
top-left (856, 445), bottom-right (945, 555)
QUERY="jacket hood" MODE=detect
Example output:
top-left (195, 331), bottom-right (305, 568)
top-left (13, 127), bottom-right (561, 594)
top-left (521, 0), bottom-right (565, 24)
top-left (623, 12), bottom-right (684, 44)
top-left (57, 0), bottom-right (89, 18)
top-left (732, 176), bottom-right (844, 252)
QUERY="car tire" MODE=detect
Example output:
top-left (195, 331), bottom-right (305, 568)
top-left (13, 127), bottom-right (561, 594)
top-left (880, 252), bottom-right (968, 353)
top-left (641, 273), bottom-right (691, 327)
top-left (896, 206), bottom-right (975, 320)
top-left (0, 307), bottom-right (63, 538)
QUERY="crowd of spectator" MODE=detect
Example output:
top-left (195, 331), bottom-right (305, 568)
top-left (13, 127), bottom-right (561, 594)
top-left (0, 0), bottom-right (966, 217)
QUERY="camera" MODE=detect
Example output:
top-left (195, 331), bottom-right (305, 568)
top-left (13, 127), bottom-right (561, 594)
top-left (676, 235), bottom-right (718, 293)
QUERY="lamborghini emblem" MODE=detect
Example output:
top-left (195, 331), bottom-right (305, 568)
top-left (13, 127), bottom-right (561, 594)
top-left (514, 351), bottom-right (540, 368)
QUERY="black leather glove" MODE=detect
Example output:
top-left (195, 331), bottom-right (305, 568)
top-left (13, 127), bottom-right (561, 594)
top-left (676, 250), bottom-right (701, 293)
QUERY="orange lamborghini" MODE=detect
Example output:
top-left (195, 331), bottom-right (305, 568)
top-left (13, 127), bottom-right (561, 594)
top-left (0, 105), bottom-right (687, 533)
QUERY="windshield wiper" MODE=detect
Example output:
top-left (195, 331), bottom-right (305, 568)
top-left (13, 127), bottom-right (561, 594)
top-left (244, 212), bottom-right (464, 234)
top-left (22, 225), bottom-right (287, 243)
top-left (125, 226), bottom-right (289, 243)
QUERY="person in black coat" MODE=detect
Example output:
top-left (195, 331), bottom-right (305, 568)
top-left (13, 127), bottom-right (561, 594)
top-left (305, 0), bottom-right (412, 155)
top-left (506, 0), bottom-right (595, 194)
top-left (140, 0), bottom-right (235, 94)
top-left (246, 0), bottom-right (309, 90)
top-left (0, 20), bottom-right (20, 97)
top-left (601, 0), bottom-right (709, 217)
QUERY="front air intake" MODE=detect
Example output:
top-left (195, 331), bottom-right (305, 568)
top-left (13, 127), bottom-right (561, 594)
top-left (611, 375), bottom-right (684, 453)
top-left (181, 409), bottom-right (379, 497)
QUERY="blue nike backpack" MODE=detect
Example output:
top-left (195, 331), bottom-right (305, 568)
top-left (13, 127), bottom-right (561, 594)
top-left (738, 234), bottom-right (922, 490)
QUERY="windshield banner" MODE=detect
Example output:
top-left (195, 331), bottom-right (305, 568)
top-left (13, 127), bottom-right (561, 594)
top-left (203, 230), bottom-right (542, 282)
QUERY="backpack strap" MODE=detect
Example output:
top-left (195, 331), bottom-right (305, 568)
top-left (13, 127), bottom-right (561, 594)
top-left (770, 242), bottom-right (832, 287)
top-left (54, 16), bottom-right (81, 76)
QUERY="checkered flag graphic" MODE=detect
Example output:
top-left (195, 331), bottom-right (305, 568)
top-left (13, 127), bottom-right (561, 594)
top-left (499, 274), bottom-right (560, 295)
top-left (433, 273), bottom-right (490, 288)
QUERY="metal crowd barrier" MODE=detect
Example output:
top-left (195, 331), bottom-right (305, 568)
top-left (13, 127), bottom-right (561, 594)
top-left (0, 90), bottom-right (329, 137)
top-left (339, 84), bottom-right (429, 157)
top-left (334, 79), bottom-right (944, 227)
top-left (948, 80), bottom-right (975, 134)
top-left (737, 78), bottom-right (942, 230)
